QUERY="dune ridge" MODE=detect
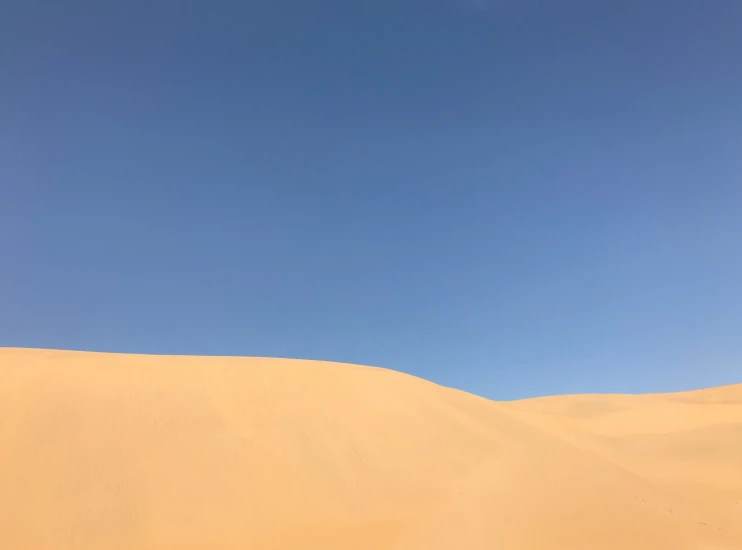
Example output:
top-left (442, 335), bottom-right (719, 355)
top-left (1, 347), bottom-right (740, 549)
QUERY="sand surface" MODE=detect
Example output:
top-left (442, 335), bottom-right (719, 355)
top-left (1, 348), bottom-right (740, 549)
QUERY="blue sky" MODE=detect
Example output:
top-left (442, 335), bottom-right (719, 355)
top-left (2, 0), bottom-right (741, 399)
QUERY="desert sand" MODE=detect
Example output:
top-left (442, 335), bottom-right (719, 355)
top-left (0, 348), bottom-right (740, 549)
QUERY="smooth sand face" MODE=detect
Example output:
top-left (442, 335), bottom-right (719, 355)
top-left (1, 348), bottom-right (740, 549)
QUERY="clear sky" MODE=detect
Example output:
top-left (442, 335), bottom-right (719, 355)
top-left (2, 0), bottom-right (741, 399)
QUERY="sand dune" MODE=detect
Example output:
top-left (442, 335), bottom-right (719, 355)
top-left (0, 348), bottom-right (740, 549)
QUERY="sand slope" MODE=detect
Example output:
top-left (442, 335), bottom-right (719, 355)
top-left (1, 348), bottom-right (740, 549)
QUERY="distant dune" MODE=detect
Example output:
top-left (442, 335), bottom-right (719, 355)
top-left (1, 348), bottom-right (740, 549)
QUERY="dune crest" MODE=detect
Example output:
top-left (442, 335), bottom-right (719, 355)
top-left (1, 348), bottom-right (740, 549)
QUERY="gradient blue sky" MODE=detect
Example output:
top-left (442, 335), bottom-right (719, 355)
top-left (2, 0), bottom-right (741, 399)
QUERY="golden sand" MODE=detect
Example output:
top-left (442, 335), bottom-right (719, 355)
top-left (1, 348), bottom-right (740, 549)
